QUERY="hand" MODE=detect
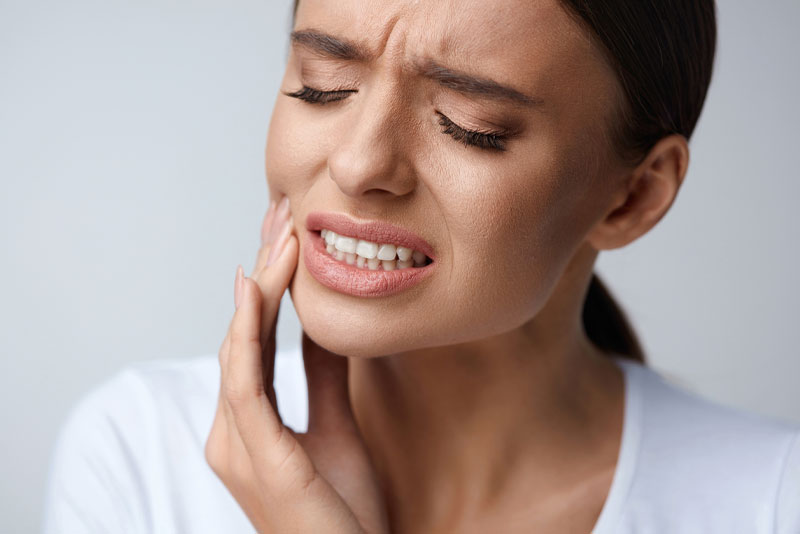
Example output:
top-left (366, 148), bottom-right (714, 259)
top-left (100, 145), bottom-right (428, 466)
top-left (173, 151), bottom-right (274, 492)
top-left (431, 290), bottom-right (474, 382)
top-left (205, 197), bottom-right (389, 534)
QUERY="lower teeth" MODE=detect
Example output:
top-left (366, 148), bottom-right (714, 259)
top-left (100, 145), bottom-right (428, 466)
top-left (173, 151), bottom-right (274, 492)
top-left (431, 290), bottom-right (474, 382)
top-left (324, 241), bottom-right (426, 270)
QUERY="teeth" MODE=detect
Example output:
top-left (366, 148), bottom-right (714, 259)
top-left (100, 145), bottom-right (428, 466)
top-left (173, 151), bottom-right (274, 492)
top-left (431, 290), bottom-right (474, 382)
top-left (396, 246), bottom-right (413, 261)
top-left (356, 240), bottom-right (378, 259)
top-left (319, 228), bottom-right (431, 270)
top-left (377, 244), bottom-right (396, 261)
top-left (335, 235), bottom-right (357, 254)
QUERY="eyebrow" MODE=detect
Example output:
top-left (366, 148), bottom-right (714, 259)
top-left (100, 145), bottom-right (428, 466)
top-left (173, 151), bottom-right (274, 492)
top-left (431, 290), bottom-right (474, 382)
top-left (289, 29), bottom-right (544, 108)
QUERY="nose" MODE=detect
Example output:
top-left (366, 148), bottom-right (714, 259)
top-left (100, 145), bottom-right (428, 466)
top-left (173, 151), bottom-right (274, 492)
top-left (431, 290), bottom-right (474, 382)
top-left (326, 78), bottom-right (417, 199)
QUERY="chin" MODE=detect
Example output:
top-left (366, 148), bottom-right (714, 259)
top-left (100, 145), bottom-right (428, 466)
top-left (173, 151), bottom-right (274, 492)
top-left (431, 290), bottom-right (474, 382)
top-left (294, 303), bottom-right (402, 358)
top-left (289, 268), bottom-right (436, 358)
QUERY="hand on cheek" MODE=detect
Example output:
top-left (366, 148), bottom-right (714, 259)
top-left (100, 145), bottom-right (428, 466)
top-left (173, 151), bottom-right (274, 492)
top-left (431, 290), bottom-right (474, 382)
top-left (205, 196), bottom-right (388, 533)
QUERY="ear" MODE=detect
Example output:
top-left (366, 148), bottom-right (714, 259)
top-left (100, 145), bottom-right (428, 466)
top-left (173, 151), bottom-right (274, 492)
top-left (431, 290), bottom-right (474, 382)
top-left (587, 134), bottom-right (689, 251)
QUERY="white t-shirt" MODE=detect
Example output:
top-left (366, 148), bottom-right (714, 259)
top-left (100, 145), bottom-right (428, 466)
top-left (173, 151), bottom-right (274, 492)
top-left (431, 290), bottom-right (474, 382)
top-left (42, 350), bottom-right (800, 534)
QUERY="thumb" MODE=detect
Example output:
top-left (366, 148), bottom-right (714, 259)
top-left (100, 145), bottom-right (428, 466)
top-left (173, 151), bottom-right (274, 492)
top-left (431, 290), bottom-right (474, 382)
top-left (302, 331), bottom-right (358, 437)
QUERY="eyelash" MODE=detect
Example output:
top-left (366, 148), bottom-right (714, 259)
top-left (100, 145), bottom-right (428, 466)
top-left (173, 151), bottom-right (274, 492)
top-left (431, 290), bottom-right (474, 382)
top-left (282, 85), bottom-right (508, 152)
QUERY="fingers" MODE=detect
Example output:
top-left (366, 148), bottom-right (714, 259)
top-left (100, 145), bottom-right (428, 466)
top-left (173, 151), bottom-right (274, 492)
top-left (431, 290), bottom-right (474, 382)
top-left (219, 196), bottom-right (314, 489)
top-left (255, 225), bottom-right (298, 349)
top-left (254, 218), bottom-right (298, 403)
top-left (226, 275), bottom-right (282, 442)
top-left (242, 195), bottom-right (297, 414)
top-left (256, 203), bottom-right (299, 419)
top-left (252, 196), bottom-right (291, 277)
top-left (303, 331), bottom-right (360, 437)
top-left (226, 274), bottom-right (317, 495)
top-left (223, 195), bottom-right (295, 436)
top-left (210, 203), bottom-right (379, 532)
top-left (260, 199), bottom-right (278, 248)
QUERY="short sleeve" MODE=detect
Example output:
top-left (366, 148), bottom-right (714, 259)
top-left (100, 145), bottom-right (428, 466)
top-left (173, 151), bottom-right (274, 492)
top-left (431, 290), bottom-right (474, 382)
top-left (42, 368), bottom-right (154, 534)
top-left (777, 430), bottom-right (800, 534)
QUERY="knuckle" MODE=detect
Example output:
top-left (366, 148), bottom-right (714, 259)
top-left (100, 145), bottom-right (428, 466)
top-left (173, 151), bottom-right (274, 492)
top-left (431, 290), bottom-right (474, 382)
top-left (282, 457), bottom-right (318, 498)
top-left (271, 426), bottom-right (295, 469)
top-left (223, 381), bottom-right (247, 406)
top-left (229, 325), bottom-right (260, 349)
top-left (296, 468), bottom-right (319, 497)
top-left (223, 379), bottom-right (261, 408)
top-left (267, 433), bottom-right (315, 497)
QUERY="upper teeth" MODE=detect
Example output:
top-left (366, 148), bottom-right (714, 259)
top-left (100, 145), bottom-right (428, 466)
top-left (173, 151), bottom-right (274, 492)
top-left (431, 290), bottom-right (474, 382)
top-left (321, 228), bottom-right (428, 270)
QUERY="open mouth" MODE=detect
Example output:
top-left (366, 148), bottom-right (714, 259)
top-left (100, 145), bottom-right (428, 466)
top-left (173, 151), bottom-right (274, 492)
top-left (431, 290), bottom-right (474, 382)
top-left (302, 210), bottom-right (437, 297)
top-left (303, 228), bottom-right (436, 298)
top-left (316, 228), bottom-right (434, 271)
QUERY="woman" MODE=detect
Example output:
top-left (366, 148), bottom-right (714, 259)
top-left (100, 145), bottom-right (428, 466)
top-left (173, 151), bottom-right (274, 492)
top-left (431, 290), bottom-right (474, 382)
top-left (43, 0), bottom-right (800, 533)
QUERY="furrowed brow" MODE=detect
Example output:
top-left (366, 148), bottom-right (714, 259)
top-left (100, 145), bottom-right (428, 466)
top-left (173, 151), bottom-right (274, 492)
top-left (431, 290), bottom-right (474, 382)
top-left (289, 29), bottom-right (543, 108)
top-left (290, 29), bottom-right (371, 61)
top-left (412, 57), bottom-right (543, 107)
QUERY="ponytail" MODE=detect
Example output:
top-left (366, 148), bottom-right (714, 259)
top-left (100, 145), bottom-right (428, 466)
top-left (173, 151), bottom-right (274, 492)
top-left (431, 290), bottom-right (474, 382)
top-left (565, 0), bottom-right (716, 364)
top-left (582, 274), bottom-right (645, 363)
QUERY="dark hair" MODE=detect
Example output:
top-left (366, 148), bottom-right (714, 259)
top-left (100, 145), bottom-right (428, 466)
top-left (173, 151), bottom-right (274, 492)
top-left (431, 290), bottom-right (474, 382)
top-left (288, 0), bottom-right (717, 364)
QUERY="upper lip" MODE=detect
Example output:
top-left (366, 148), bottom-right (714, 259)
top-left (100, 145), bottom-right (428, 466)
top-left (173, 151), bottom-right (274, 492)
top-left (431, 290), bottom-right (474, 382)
top-left (305, 211), bottom-right (436, 261)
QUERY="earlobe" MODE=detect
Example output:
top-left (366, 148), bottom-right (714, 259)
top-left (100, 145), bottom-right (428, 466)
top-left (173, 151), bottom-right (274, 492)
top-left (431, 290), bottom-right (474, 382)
top-left (586, 134), bottom-right (690, 251)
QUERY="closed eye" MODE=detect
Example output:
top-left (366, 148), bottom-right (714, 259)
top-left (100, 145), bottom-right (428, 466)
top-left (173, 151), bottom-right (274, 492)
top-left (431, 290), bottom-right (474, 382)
top-left (434, 111), bottom-right (507, 152)
top-left (282, 85), bottom-right (355, 104)
top-left (282, 85), bottom-right (510, 152)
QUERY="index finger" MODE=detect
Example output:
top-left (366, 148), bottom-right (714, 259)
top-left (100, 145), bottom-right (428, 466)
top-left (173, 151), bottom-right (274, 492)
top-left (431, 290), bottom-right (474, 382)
top-left (252, 196), bottom-right (290, 277)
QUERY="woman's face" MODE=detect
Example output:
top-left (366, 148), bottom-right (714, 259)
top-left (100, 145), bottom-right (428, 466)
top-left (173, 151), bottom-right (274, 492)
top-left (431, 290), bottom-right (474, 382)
top-left (266, 0), bottom-right (626, 358)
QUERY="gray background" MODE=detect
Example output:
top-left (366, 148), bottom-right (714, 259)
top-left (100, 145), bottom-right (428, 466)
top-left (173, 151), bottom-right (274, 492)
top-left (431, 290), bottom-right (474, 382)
top-left (1, 0), bottom-right (798, 532)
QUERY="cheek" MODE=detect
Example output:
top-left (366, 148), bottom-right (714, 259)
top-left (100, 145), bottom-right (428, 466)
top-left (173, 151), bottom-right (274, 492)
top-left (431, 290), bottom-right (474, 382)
top-left (439, 150), bottom-right (594, 328)
top-left (265, 100), bottom-right (323, 195)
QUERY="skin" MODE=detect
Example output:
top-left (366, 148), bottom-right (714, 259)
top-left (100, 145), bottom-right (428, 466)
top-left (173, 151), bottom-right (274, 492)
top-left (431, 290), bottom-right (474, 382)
top-left (206, 0), bottom-right (690, 532)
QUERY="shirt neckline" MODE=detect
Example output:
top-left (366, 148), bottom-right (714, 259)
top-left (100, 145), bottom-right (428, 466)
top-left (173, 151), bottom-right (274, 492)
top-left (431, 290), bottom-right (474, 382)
top-left (589, 356), bottom-right (644, 534)
top-left (268, 348), bottom-right (645, 532)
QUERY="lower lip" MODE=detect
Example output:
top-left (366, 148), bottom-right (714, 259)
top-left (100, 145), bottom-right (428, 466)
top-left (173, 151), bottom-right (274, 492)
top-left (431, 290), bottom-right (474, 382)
top-left (303, 230), bottom-right (436, 298)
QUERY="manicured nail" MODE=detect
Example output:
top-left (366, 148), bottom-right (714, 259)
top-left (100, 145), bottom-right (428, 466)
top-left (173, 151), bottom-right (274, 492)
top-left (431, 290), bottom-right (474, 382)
top-left (267, 196), bottom-right (291, 245)
top-left (276, 196), bottom-right (290, 221)
top-left (266, 218), bottom-right (292, 267)
top-left (234, 264), bottom-right (244, 309)
top-left (261, 200), bottom-right (277, 246)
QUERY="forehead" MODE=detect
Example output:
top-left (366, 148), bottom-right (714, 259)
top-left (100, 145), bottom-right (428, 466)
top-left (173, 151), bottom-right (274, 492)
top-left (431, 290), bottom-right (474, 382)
top-left (294, 0), bottom-right (611, 104)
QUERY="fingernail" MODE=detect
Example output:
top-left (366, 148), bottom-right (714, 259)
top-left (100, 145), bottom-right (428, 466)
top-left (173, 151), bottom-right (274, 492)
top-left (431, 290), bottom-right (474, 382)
top-left (267, 196), bottom-right (291, 245)
top-left (261, 200), bottom-right (277, 245)
top-left (266, 218), bottom-right (292, 267)
top-left (234, 264), bottom-right (244, 309)
top-left (276, 196), bottom-right (290, 221)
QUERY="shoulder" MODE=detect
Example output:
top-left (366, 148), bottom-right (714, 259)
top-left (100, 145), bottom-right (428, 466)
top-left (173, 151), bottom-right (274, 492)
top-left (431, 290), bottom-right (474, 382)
top-left (53, 346), bottom-right (308, 443)
top-left (43, 347), bottom-right (307, 533)
top-left (615, 358), bottom-right (800, 533)
top-left (52, 354), bottom-right (222, 452)
top-left (42, 354), bottom-right (220, 532)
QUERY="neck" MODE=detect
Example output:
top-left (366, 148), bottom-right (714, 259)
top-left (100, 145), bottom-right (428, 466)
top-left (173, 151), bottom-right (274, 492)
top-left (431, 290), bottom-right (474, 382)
top-left (347, 263), bottom-right (625, 532)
